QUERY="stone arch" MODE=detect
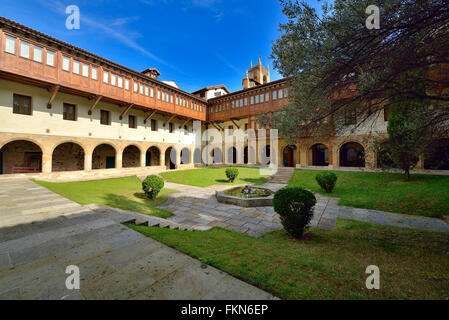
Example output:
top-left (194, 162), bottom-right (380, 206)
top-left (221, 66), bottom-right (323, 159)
top-left (339, 142), bottom-right (365, 167)
top-left (52, 142), bottom-right (85, 172)
top-left (122, 145), bottom-right (141, 168)
top-left (259, 145), bottom-right (271, 165)
top-left (0, 140), bottom-right (43, 174)
top-left (244, 146), bottom-right (256, 164)
top-left (193, 148), bottom-right (201, 164)
top-left (227, 146), bottom-right (237, 164)
top-left (424, 138), bottom-right (449, 170)
top-left (180, 147), bottom-right (191, 164)
top-left (92, 144), bottom-right (116, 170)
top-left (211, 147), bottom-right (222, 164)
top-left (0, 136), bottom-right (46, 153)
top-left (309, 143), bottom-right (329, 166)
top-left (165, 146), bottom-right (177, 170)
top-left (283, 145), bottom-right (296, 167)
top-left (146, 146), bottom-right (161, 166)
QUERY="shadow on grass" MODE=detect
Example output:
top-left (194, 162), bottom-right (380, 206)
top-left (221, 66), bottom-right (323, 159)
top-left (102, 193), bottom-right (173, 219)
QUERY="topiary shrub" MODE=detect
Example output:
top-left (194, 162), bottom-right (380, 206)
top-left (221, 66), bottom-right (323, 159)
top-left (315, 172), bottom-right (337, 193)
top-left (226, 167), bottom-right (239, 182)
top-left (142, 175), bottom-right (164, 200)
top-left (273, 187), bottom-right (317, 239)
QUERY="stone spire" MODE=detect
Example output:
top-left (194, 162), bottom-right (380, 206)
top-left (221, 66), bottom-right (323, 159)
top-left (258, 56), bottom-right (261, 65)
top-left (250, 60), bottom-right (253, 68)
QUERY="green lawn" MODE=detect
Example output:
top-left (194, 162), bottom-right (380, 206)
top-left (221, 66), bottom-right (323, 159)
top-left (34, 176), bottom-right (178, 218)
top-left (160, 167), bottom-right (268, 187)
top-left (288, 170), bottom-right (449, 217)
top-left (127, 219), bottom-right (449, 300)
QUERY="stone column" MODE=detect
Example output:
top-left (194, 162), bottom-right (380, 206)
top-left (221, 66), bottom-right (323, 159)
top-left (41, 153), bottom-right (52, 173)
top-left (140, 151), bottom-right (147, 167)
top-left (84, 153), bottom-right (92, 171)
top-left (160, 152), bottom-right (166, 169)
top-left (115, 152), bottom-right (122, 169)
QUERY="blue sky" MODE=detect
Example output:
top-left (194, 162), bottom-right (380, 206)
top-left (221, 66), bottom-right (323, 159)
top-left (1, 0), bottom-right (320, 92)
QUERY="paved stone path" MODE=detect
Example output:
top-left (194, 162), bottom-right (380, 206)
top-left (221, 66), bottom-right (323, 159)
top-left (157, 181), bottom-right (448, 235)
top-left (157, 182), bottom-right (337, 237)
top-left (0, 178), bottom-right (277, 300)
top-left (338, 206), bottom-right (449, 233)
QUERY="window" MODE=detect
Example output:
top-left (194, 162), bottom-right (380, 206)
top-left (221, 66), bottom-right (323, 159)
top-left (129, 115), bottom-right (136, 129)
top-left (170, 94), bottom-right (174, 103)
top-left (139, 84), bottom-right (144, 95)
top-left (5, 36), bottom-right (15, 54)
top-left (260, 94), bottom-right (264, 103)
top-left (103, 71), bottom-right (109, 83)
top-left (228, 125), bottom-right (234, 135)
top-left (73, 60), bottom-right (80, 74)
top-left (145, 86), bottom-right (149, 96)
top-left (162, 92), bottom-right (165, 101)
top-left (13, 94), bottom-right (32, 115)
top-left (125, 79), bottom-right (129, 90)
top-left (176, 96), bottom-right (179, 105)
top-left (184, 125), bottom-right (188, 135)
top-left (82, 63), bottom-right (89, 77)
top-left (111, 73), bottom-right (116, 86)
top-left (33, 46), bottom-right (42, 63)
top-left (273, 90), bottom-right (277, 100)
top-left (100, 110), bottom-right (110, 125)
top-left (169, 122), bottom-right (174, 133)
top-left (46, 51), bottom-right (55, 66)
top-left (284, 88), bottom-right (289, 98)
top-left (240, 99), bottom-right (243, 107)
top-left (20, 41), bottom-right (30, 59)
top-left (278, 89), bottom-right (283, 99)
top-left (150, 88), bottom-right (154, 98)
top-left (58, 56), bottom-right (70, 74)
top-left (157, 90), bottom-right (161, 99)
top-left (244, 98), bottom-right (248, 106)
top-left (63, 103), bottom-right (76, 121)
top-left (92, 66), bottom-right (98, 80)
top-left (134, 82), bottom-right (138, 93)
top-left (265, 92), bottom-right (270, 101)
top-left (255, 95), bottom-right (259, 104)
top-left (118, 76), bottom-right (123, 88)
top-left (250, 96), bottom-right (254, 105)
top-left (151, 119), bottom-right (157, 131)
top-left (231, 101), bottom-right (235, 109)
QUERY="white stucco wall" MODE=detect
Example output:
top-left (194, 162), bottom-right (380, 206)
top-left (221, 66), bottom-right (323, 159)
top-left (0, 79), bottom-right (195, 145)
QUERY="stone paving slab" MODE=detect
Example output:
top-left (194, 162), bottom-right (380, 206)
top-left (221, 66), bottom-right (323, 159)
top-left (0, 178), bottom-right (277, 300)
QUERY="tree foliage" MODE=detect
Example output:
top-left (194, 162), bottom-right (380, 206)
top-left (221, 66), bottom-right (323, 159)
top-left (263, 0), bottom-right (449, 143)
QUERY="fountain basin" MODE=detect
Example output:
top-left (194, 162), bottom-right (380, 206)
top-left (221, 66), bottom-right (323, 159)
top-left (216, 186), bottom-right (274, 207)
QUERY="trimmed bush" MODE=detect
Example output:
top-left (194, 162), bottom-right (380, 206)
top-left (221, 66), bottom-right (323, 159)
top-left (226, 167), bottom-right (239, 182)
top-left (273, 187), bottom-right (317, 239)
top-left (315, 172), bottom-right (338, 193)
top-left (142, 175), bottom-right (164, 200)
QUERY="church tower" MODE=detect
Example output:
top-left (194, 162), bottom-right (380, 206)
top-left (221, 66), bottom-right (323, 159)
top-left (242, 57), bottom-right (270, 89)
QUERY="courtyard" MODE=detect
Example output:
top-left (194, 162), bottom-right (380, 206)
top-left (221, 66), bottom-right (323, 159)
top-left (1, 167), bottom-right (448, 300)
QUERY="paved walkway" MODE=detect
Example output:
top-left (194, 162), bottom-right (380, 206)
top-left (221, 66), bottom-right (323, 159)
top-left (157, 181), bottom-right (449, 235)
top-left (0, 178), bottom-right (277, 300)
top-left (157, 182), bottom-right (338, 237)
